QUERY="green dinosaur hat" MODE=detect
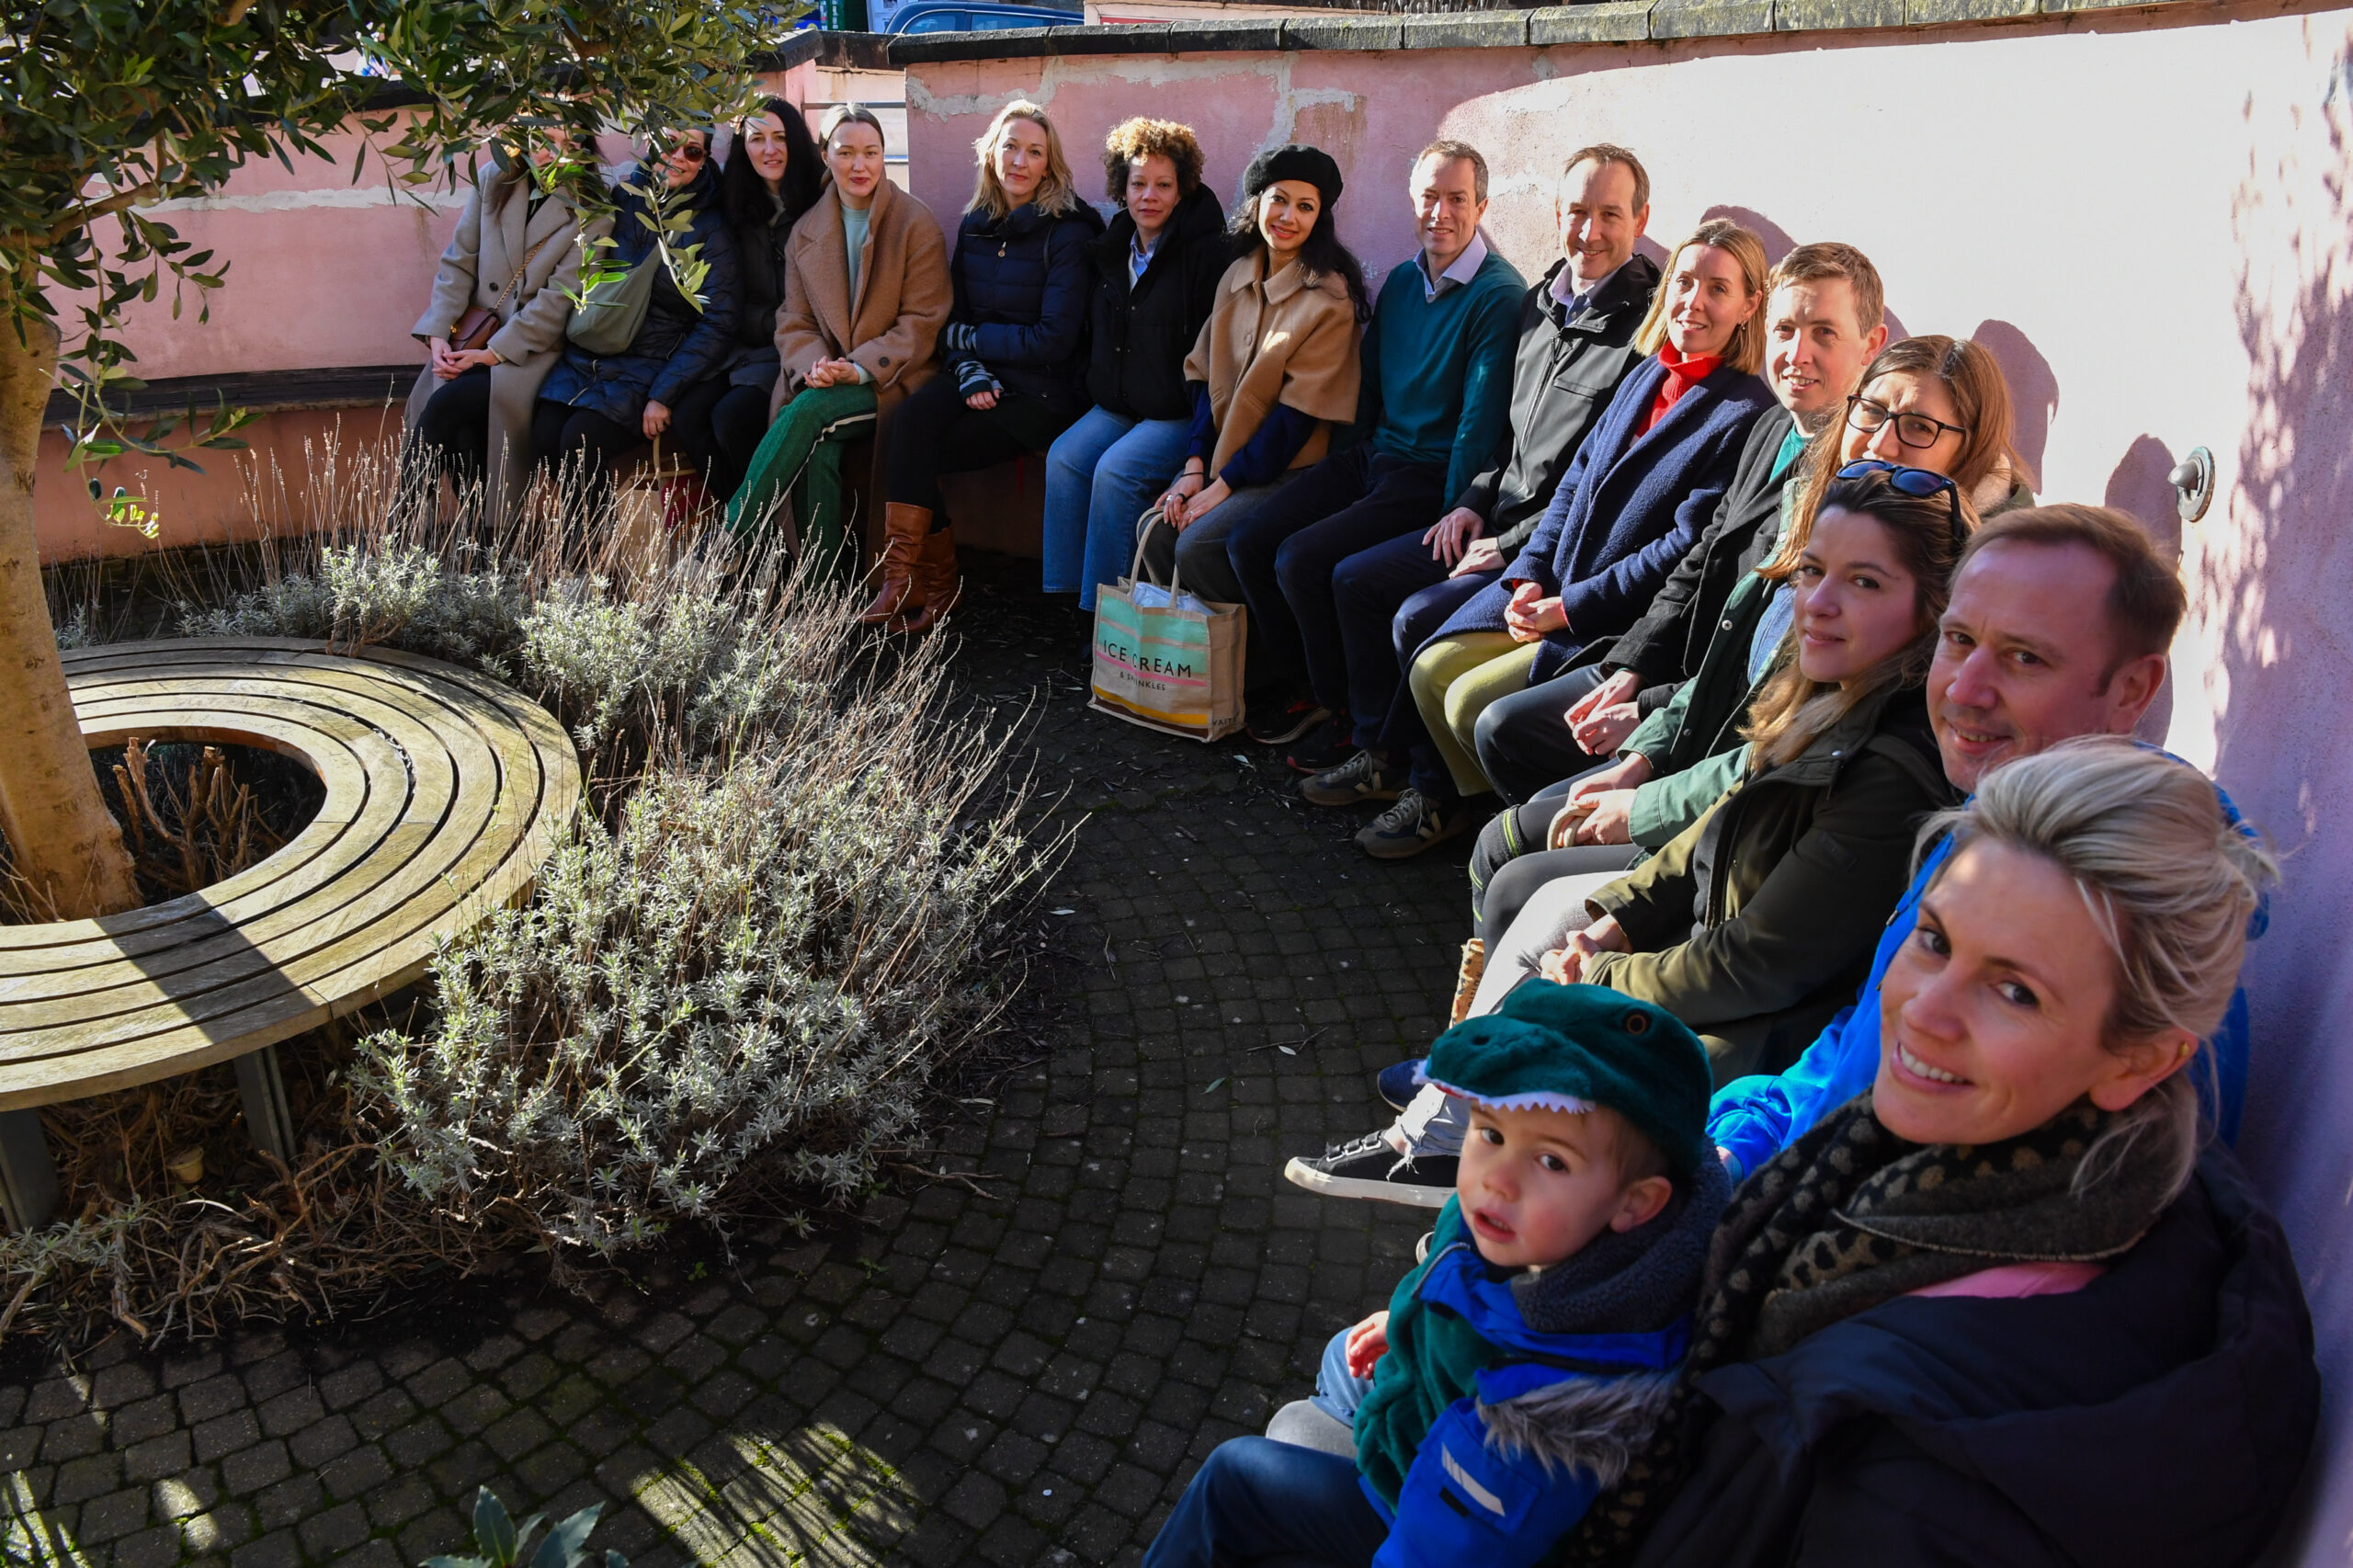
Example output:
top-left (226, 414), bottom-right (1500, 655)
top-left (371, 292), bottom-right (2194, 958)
top-left (1419, 981), bottom-right (1712, 1181)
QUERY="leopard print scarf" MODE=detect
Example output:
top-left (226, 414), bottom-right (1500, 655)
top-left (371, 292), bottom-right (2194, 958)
top-left (1554, 1092), bottom-right (2178, 1566)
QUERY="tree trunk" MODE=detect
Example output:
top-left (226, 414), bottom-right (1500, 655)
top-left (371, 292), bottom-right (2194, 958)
top-left (0, 320), bottom-right (140, 918)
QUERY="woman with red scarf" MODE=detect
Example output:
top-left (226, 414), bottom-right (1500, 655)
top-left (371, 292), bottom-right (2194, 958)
top-left (1399, 220), bottom-right (1774, 829)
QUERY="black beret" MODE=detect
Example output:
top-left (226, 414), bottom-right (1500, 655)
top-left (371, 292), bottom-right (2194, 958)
top-left (1242, 143), bottom-right (1344, 210)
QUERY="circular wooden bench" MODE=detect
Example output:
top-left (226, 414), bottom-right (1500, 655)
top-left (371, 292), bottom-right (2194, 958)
top-left (0, 638), bottom-right (583, 1229)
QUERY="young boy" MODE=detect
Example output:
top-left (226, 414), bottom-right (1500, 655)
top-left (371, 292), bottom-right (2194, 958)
top-left (1144, 982), bottom-right (1732, 1568)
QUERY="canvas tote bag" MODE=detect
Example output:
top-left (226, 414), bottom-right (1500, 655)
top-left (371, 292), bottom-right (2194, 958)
top-left (1090, 521), bottom-right (1245, 742)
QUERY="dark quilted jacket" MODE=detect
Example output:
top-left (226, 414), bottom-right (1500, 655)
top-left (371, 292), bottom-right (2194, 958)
top-left (541, 162), bottom-right (742, 426)
top-left (945, 198), bottom-right (1106, 415)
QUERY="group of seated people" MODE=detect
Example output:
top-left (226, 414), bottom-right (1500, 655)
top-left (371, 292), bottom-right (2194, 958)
top-left (404, 104), bottom-right (2322, 1566)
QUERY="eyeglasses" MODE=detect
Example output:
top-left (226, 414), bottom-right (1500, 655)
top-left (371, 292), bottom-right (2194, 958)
top-left (1847, 394), bottom-right (1969, 450)
top-left (1837, 459), bottom-right (1967, 537)
top-left (669, 141), bottom-right (709, 164)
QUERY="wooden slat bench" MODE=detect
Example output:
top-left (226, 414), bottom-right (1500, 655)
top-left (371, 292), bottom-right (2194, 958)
top-left (0, 638), bottom-right (583, 1230)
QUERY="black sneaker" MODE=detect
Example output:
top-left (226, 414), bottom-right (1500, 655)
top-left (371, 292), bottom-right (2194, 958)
top-left (1245, 694), bottom-right (1331, 745)
top-left (1356, 789), bottom-right (1476, 860)
top-left (1283, 1131), bottom-right (1458, 1207)
top-left (1284, 718), bottom-right (1353, 775)
top-left (1300, 749), bottom-right (1406, 808)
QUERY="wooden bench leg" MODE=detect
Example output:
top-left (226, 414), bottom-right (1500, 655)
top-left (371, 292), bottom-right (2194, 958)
top-left (233, 1046), bottom-right (296, 1165)
top-left (0, 1109), bottom-right (58, 1233)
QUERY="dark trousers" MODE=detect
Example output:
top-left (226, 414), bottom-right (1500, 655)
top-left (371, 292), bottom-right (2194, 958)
top-left (670, 378), bottom-right (773, 503)
top-left (1371, 568), bottom-right (1501, 797)
top-left (886, 376), bottom-right (1074, 526)
top-left (1141, 1437), bottom-right (1387, 1568)
top-left (530, 400), bottom-right (644, 513)
top-left (1472, 664), bottom-right (1610, 804)
top-left (412, 367), bottom-right (494, 489)
top-left (1227, 445), bottom-right (1448, 700)
top-left (1465, 768), bottom-right (1641, 939)
top-left (1331, 531), bottom-right (1479, 752)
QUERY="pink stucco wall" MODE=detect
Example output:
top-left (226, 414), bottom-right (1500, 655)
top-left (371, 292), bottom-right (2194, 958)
top-left (903, 6), bottom-right (2353, 1557)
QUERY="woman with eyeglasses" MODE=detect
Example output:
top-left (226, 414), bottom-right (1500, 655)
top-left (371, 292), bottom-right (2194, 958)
top-left (534, 126), bottom-right (742, 512)
top-left (667, 98), bottom-right (824, 513)
top-left (1498, 467), bottom-right (1972, 1081)
top-left (1466, 335), bottom-right (2029, 953)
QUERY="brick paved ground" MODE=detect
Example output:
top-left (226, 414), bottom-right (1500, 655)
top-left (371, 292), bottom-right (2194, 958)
top-left (0, 555), bottom-right (1476, 1568)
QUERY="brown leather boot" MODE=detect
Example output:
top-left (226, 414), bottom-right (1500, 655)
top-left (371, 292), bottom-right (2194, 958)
top-left (859, 503), bottom-right (930, 624)
top-left (889, 522), bottom-right (961, 634)
top-left (1449, 937), bottom-right (1486, 1025)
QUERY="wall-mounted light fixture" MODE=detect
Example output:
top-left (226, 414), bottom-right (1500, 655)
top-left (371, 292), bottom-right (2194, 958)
top-left (2168, 446), bottom-right (2216, 525)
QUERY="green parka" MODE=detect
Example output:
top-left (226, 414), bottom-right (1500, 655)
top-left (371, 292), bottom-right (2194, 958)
top-left (1581, 680), bottom-right (1956, 1084)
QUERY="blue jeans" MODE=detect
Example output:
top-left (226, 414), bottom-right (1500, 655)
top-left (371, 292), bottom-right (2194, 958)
top-left (1042, 405), bottom-right (1193, 609)
top-left (1142, 1436), bottom-right (1389, 1568)
top-left (1310, 1325), bottom-right (1377, 1426)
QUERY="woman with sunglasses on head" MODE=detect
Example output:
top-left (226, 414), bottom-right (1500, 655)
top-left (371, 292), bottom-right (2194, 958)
top-left (534, 127), bottom-right (742, 514)
top-left (726, 106), bottom-right (951, 579)
top-left (867, 99), bottom-right (1105, 633)
top-left (667, 98), bottom-right (824, 512)
top-left (1465, 336), bottom-right (2030, 960)
top-left (1495, 466), bottom-right (1973, 1082)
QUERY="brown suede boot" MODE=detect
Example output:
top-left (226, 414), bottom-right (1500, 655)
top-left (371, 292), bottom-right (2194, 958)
top-left (889, 522), bottom-right (961, 634)
top-left (1449, 937), bottom-right (1486, 1025)
top-left (859, 503), bottom-right (930, 625)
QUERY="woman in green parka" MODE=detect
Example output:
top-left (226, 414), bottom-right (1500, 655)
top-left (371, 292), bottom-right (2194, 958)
top-left (1535, 465), bottom-right (1972, 1082)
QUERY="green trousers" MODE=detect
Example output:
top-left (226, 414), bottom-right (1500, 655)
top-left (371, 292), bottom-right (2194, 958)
top-left (724, 381), bottom-right (880, 583)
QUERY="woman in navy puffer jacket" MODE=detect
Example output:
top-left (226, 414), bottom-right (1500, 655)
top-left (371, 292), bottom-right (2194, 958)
top-left (535, 128), bottom-right (741, 511)
top-left (868, 98), bottom-right (1105, 633)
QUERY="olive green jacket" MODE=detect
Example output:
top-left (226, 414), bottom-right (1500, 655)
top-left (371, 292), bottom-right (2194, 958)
top-left (1583, 681), bottom-right (1956, 1084)
top-left (1619, 468), bottom-right (2033, 851)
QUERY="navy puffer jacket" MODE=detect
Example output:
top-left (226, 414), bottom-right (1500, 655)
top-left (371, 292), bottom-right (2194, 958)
top-left (541, 162), bottom-right (742, 427)
top-left (945, 198), bottom-right (1106, 415)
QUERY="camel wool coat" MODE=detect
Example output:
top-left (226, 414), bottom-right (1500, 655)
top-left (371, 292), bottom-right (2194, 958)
top-left (404, 165), bottom-right (595, 532)
top-left (773, 179), bottom-right (952, 506)
top-left (1183, 251), bottom-right (1361, 478)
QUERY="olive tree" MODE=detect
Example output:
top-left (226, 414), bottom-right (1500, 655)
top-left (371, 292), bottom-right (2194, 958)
top-left (0, 0), bottom-right (784, 916)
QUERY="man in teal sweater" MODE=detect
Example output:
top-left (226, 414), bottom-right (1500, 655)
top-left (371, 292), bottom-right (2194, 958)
top-left (1228, 138), bottom-right (1524, 756)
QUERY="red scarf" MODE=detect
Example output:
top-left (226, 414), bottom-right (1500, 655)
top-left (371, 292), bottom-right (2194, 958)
top-left (1639, 342), bottom-right (1722, 436)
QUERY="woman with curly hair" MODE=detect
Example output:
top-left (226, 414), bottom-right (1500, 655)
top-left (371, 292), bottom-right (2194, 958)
top-left (1040, 118), bottom-right (1228, 609)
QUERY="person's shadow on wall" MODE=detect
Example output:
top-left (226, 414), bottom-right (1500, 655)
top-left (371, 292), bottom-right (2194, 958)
top-left (2106, 434), bottom-right (2184, 743)
top-left (1970, 319), bottom-right (2058, 486)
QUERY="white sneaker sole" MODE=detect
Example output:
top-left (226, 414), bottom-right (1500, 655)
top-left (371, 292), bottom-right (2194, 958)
top-left (1282, 1154), bottom-right (1454, 1208)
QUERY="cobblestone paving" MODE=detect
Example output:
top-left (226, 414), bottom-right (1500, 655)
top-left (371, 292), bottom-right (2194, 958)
top-left (0, 557), bottom-right (1475, 1568)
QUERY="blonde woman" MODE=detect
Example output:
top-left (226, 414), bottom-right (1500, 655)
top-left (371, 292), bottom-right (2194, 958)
top-left (869, 98), bottom-right (1105, 633)
top-left (726, 105), bottom-right (951, 581)
top-left (1381, 219), bottom-right (1774, 855)
top-left (1594, 740), bottom-right (2309, 1568)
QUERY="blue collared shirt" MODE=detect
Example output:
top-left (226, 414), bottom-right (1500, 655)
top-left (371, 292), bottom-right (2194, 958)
top-left (1416, 232), bottom-right (1489, 302)
top-left (1129, 230), bottom-right (1159, 287)
top-left (1549, 256), bottom-right (1625, 323)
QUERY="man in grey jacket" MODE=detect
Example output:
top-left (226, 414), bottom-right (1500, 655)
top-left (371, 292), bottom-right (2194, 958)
top-left (1298, 146), bottom-right (1661, 858)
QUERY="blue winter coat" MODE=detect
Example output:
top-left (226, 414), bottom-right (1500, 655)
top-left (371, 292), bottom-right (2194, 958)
top-left (1434, 356), bottom-right (1774, 684)
top-left (540, 163), bottom-right (743, 427)
top-left (945, 199), bottom-right (1106, 416)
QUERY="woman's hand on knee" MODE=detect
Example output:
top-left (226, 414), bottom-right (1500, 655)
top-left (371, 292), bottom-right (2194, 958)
top-left (965, 387), bottom-right (1000, 411)
top-left (1343, 1311), bottom-right (1391, 1378)
top-left (642, 400), bottom-right (672, 439)
top-left (1574, 790), bottom-right (1637, 846)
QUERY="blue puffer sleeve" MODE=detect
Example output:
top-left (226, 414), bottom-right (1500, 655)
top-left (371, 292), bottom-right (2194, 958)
top-left (969, 216), bottom-right (1092, 369)
top-left (1370, 1398), bottom-right (1602, 1568)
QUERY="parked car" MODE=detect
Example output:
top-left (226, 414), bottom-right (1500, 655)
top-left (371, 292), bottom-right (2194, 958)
top-left (886, 0), bottom-right (1082, 30)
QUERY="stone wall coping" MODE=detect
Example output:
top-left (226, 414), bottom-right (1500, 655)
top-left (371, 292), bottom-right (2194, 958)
top-left (881, 0), bottom-right (2214, 62)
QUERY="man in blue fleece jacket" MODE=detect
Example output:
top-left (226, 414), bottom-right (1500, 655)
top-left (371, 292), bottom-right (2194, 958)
top-left (1227, 137), bottom-right (1524, 759)
top-left (1710, 504), bottom-right (2264, 1176)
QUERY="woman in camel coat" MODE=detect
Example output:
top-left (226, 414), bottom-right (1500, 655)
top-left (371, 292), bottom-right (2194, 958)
top-left (404, 128), bottom-right (596, 534)
top-left (725, 106), bottom-right (952, 580)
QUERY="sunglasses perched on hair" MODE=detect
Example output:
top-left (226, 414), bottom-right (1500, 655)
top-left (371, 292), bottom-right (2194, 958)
top-left (1846, 395), bottom-right (1969, 450)
top-left (1837, 459), bottom-right (1968, 535)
